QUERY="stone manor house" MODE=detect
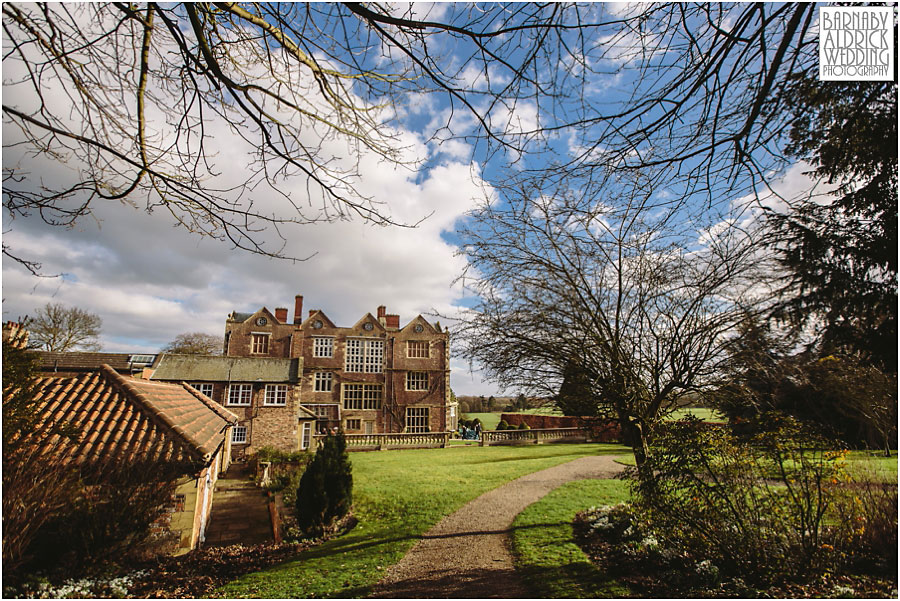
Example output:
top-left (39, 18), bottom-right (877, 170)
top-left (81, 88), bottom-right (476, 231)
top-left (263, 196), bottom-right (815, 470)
top-left (146, 295), bottom-right (456, 459)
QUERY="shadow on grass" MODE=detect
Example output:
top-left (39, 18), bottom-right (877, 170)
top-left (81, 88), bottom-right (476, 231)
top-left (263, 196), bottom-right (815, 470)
top-left (290, 519), bottom-right (575, 562)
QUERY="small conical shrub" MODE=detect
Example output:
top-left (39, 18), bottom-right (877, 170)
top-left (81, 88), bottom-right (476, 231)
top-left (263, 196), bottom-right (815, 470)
top-left (497, 420), bottom-right (509, 430)
top-left (518, 422), bottom-right (530, 430)
top-left (295, 432), bottom-right (353, 537)
top-left (322, 431), bottom-right (352, 522)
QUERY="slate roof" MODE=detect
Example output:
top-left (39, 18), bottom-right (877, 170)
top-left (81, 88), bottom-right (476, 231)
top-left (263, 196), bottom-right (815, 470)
top-left (31, 365), bottom-right (237, 469)
top-left (229, 312), bottom-right (254, 323)
top-left (36, 352), bottom-right (144, 373)
top-left (150, 354), bottom-right (300, 383)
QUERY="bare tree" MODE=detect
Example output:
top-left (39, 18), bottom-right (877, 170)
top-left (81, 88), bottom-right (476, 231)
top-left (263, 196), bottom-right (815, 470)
top-left (4, 3), bottom-right (822, 272)
top-left (30, 303), bottom-right (102, 352)
top-left (453, 175), bottom-right (776, 468)
top-left (161, 332), bottom-right (222, 355)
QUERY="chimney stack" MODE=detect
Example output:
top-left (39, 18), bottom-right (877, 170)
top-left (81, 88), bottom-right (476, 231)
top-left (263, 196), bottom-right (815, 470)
top-left (275, 307), bottom-right (288, 323)
top-left (377, 305), bottom-right (386, 318)
top-left (385, 314), bottom-right (400, 329)
top-left (293, 295), bottom-right (304, 324)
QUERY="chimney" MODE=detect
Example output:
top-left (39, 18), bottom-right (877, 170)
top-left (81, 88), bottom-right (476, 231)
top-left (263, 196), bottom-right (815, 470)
top-left (309, 309), bottom-right (316, 317)
top-left (385, 314), bottom-right (400, 329)
top-left (377, 305), bottom-right (386, 318)
top-left (293, 295), bottom-right (304, 324)
top-left (275, 307), bottom-right (288, 323)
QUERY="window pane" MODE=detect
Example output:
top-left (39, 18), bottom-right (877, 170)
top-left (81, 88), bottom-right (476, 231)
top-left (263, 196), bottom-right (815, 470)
top-left (407, 341), bottom-right (429, 358)
top-left (313, 337), bottom-right (334, 358)
top-left (314, 372), bottom-right (333, 392)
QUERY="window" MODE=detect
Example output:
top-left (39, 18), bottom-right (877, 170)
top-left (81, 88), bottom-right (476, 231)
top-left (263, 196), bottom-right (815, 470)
top-left (300, 422), bottom-right (312, 450)
top-left (192, 383), bottom-right (214, 397)
top-left (406, 371), bottom-right (429, 391)
top-left (406, 407), bottom-right (429, 433)
top-left (251, 333), bottom-right (269, 354)
top-left (450, 406), bottom-right (456, 418)
top-left (342, 384), bottom-right (382, 410)
top-left (345, 338), bottom-right (384, 373)
top-left (346, 418), bottom-right (362, 430)
top-left (231, 425), bottom-right (248, 444)
top-left (407, 340), bottom-right (430, 358)
top-left (311, 404), bottom-right (333, 418)
top-left (314, 371), bottom-right (333, 392)
top-left (313, 337), bottom-right (334, 358)
top-left (227, 384), bottom-right (253, 406)
top-left (264, 384), bottom-right (288, 406)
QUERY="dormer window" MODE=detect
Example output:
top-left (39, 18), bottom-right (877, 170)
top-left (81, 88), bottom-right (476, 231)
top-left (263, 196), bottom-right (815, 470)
top-left (251, 333), bottom-right (270, 354)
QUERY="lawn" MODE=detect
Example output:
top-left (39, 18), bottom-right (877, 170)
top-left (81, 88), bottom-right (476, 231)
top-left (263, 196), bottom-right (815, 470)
top-left (512, 479), bottom-right (632, 598)
top-left (462, 411), bottom-right (501, 429)
top-left (219, 443), bottom-right (631, 598)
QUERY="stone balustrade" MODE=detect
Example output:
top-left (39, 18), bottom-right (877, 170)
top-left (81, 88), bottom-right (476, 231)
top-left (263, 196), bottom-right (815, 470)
top-left (310, 427), bottom-right (590, 452)
top-left (313, 431), bottom-right (451, 451)
top-left (480, 427), bottom-right (589, 446)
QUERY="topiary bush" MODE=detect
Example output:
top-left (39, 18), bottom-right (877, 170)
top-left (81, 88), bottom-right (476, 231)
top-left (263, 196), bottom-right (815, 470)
top-left (294, 432), bottom-right (352, 538)
top-left (496, 420), bottom-right (509, 430)
top-left (518, 422), bottom-right (530, 430)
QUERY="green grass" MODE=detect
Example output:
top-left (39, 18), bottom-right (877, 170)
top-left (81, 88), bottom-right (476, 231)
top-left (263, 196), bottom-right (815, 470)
top-left (666, 407), bottom-right (724, 422)
top-left (219, 443), bottom-right (631, 598)
top-left (512, 479), bottom-right (632, 598)
top-left (844, 450), bottom-right (897, 482)
top-left (462, 412), bottom-right (501, 429)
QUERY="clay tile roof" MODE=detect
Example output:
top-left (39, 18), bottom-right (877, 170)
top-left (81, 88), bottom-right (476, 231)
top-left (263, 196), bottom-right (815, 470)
top-left (31, 366), bottom-right (235, 469)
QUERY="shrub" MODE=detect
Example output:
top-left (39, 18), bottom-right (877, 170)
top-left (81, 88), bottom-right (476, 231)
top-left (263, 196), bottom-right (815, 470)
top-left (294, 432), bottom-right (352, 538)
top-left (830, 466), bottom-right (898, 576)
top-left (257, 446), bottom-right (311, 464)
top-left (635, 414), bottom-right (848, 585)
top-left (518, 422), bottom-right (531, 430)
top-left (496, 420), bottom-right (509, 430)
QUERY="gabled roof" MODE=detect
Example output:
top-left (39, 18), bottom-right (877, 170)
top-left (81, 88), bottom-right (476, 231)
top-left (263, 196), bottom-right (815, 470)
top-left (150, 354), bottom-right (300, 383)
top-left (350, 312), bottom-right (385, 333)
top-left (400, 315), bottom-right (439, 335)
top-left (300, 310), bottom-right (336, 329)
top-left (229, 307), bottom-right (279, 325)
top-left (31, 366), bottom-right (236, 469)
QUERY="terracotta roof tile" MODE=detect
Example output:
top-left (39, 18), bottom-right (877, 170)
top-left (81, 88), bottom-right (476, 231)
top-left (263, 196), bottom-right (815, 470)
top-left (31, 366), bottom-right (235, 469)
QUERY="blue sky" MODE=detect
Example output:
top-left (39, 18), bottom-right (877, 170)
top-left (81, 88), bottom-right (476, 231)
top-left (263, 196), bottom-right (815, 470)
top-left (1, 4), bottom-right (826, 395)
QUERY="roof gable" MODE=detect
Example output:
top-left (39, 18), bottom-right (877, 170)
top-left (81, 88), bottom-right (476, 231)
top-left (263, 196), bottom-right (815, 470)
top-left (400, 315), bottom-right (438, 335)
top-left (31, 366), bottom-right (234, 470)
top-left (300, 310), bottom-right (336, 329)
top-left (349, 313), bottom-right (385, 334)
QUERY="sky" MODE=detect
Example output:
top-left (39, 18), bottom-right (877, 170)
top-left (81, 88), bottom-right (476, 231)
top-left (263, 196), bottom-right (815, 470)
top-left (1, 4), bottom-right (830, 397)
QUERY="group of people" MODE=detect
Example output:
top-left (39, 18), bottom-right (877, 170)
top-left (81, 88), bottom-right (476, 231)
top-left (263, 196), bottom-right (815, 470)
top-left (458, 422), bottom-right (481, 440)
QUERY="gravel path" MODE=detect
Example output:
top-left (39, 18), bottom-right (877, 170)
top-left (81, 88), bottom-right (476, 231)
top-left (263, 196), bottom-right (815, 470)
top-left (371, 454), bottom-right (624, 599)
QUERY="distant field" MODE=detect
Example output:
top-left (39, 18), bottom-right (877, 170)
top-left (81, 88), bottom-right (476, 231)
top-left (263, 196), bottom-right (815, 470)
top-left (666, 407), bottom-right (725, 422)
top-left (463, 407), bottom-right (724, 429)
top-left (461, 412), bottom-right (501, 429)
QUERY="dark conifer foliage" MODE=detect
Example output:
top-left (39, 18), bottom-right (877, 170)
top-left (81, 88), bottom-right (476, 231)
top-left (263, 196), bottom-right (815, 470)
top-left (295, 432), bottom-right (353, 538)
top-left (769, 76), bottom-right (897, 370)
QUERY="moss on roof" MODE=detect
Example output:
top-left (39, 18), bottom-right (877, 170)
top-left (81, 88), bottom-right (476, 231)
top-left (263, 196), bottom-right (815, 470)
top-left (151, 354), bottom-right (300, 383)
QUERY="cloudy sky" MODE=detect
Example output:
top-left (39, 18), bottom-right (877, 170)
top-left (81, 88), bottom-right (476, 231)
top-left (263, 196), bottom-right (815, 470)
top-left (2, 4), bottom-right (826, 396)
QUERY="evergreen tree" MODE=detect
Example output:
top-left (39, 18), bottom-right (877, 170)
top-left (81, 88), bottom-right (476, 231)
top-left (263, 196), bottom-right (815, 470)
top-left (770, 76), bottom-right (897, 370)
top-left (295, 432), bottom-right (353, 537)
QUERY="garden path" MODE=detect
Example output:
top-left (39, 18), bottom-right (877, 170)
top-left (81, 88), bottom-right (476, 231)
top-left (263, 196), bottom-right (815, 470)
top-left (370, 453), bottom-right (624, 598)
top-left (205, 462), bottom-right (273, 547)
